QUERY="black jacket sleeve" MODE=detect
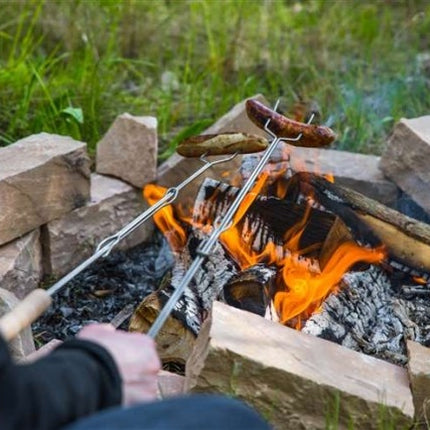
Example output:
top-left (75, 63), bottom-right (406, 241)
top-left (0, 336), bottom-right (122, 430)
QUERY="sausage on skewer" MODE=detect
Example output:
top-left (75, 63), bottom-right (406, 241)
top-left (177, 132), bottom-right (269, 157)
top-left (246, 99), bottom-right (336, 147)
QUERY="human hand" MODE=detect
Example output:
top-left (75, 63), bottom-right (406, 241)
top-left (78, 323), bottom-right (161, 406)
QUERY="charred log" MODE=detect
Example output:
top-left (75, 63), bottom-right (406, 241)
top-left (287, 173), bottom-right (430, 274)
top-left (194, 177), bottom-right (336, 258)
top-left (130, 229), bottom-right (239, 362)
top-left (222, 264), bottom-right (277, 317)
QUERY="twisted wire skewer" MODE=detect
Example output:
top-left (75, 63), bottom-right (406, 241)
top-left (0, 152), bottom-right (238, 341)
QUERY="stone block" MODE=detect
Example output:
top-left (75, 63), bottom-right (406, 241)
top-left (186, 302), bottom-right (414, 430)
top-left (407, 340), bottom-right (430, 423)
top-left (156, 94), bottom-right (270, 204)
top-left (0, 229), bottom-right (42, 299)
top-left (0, 133), bottom-right (91, 246)
top-left (379, 116), bottom-right (430, 213)
top-left (242, 147), bottom-right (399, 206)
top-left (157, 370), bottom-right (185, 398)
top-left (96, 114), bottom-right (158, 188)
top-left (43, 173), bottom-right (153, 278)
top-left (0, 288), bottom-right (35, 360)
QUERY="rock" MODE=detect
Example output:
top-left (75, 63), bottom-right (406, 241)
top-left (242, 147), bottom-right (399, 206)
top-left (293, 148), bottom-right (398, 206)
top-left (407, 340), bottom-right (430, 424)
top-left (156, 94), bottom-right (270, 203)
top-left (96, 114), bottom-right (158, 188)
top-left (157, 370), bottom-right (186, 398)
top-left (379, 116), bottom-right (430, 214)
top-left (0, 133), bottom-right (91, 246)
top-left (0, 288), bottom-right (35, 360)
top-left (0, 229), bottom-right (42, 300)
top-left (186, 302), bottom-right (414, 430)
top-left (42, 173), bottom-right (153, 278)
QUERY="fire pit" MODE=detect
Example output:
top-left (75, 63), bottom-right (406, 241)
top-left (26, 97), bottom-right (430, 428)
top-left (129, 167), bottom-right (430, 367)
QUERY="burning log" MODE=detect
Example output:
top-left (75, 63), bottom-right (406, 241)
top-left (129, 229), bottom-right (239, 363)
top-left (195, 177), bottom-right (357, 273)
top-left (222, 264), bottom-right (277, 317)
top-left (303, 263), bottom-right (430, 366)
top-left (294, 173), bottom-right (430, 273)
top-left (194, 177), bottom-right (337, 258)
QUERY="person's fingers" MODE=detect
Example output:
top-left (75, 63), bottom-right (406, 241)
top-left (78, 323), bottom-right (115, 336)
top-left (123, 377), bottom-right (159, 406)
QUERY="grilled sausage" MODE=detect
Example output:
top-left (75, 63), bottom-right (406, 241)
top-left (246, 99), bottom-right (336, 147)
top-left (176, 132), bottom-right (269, 157)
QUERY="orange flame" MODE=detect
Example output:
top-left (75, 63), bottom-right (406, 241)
top-left (143, 172), bottom-right (386, 329)
top-left (143, 184), bottom-right (187, 252)
top-left (219, 172), bottom-right (280, 269)
top-left (413, 276), bottom-right (427, 285)
top-left (275, 242), bottom-right (385, 327)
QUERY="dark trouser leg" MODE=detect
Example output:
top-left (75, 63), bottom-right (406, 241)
top-left (64, 394), bottom-right (271, 430)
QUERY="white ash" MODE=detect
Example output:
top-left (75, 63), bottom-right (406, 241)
top-left (303, 265), bottom-right (430, 365)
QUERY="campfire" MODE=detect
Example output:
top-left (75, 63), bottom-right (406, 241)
top-left (25, 96), bottom-right (430, 428)
top-left (130, 102), bottom-right (430, 371)
top-left (140, 174), bottom-right (384, 329)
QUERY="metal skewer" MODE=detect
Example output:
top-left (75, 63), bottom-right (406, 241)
top-left (48, 152), bottom-right (238, 297)
top-left (148, 102), bottom-right (315, 338)
top-left (0, 152), bottom-right (237, 341)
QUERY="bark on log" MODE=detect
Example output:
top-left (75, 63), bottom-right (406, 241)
top-left (129, 229), bottom-right (238, 363)
top-left (185, 301), bottom-right (414, 430)
top-left (130, 287), bottom-right (196, 364)
top-left (294, 173), bottom-right (430, 273)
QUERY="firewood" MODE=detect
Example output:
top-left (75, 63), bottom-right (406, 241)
top-left (318, 217), bottom-right (353, 269)
top-left (130, 288), bottom-right (196, 364)
top-left (296, 173), bottom-right (430, 273)
top-left (222, 264), bottom-right (277, 317)
top-left (303, 265), bottom-right (430, 366)
top-left (185, 301), bottom-right (413, 430)
top-left (195, 177), bottom-right (359, 272)
top-left (194, 177), bottom-right (336, 256)
top-left (129, 229), bottom-right (239, 363)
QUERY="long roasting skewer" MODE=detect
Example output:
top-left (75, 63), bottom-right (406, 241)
top-left (148, 102), bottom-right (315, 338)
top-left (0, 152), bottom-right (238, 341)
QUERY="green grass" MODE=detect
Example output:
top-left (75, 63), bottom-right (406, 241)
top-left (0, 0), bottom-right (429, 158)
top-left (324, 392), bottom-right (415, 430)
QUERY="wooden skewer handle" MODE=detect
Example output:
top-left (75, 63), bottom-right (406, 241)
top-left (0, 289), bottom-right (52, 342)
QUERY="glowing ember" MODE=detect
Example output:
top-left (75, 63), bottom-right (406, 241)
top-left (143, 173), bottom-right (386, 328)
top-left (412, 276), bottom-right (427, 285)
